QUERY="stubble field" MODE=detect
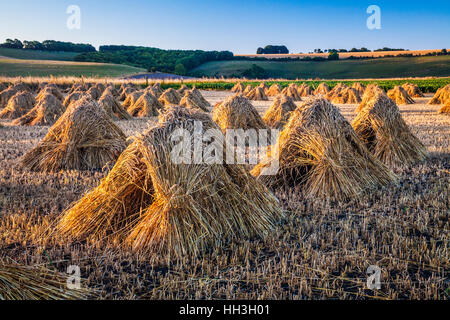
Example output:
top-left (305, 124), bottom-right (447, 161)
top-left (0, 92), bottom-right (448, 299)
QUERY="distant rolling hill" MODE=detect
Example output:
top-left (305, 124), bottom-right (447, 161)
top-left (0, 48), bottom-right (81, 61)
top-left (191, 55), bottom-right (450, 79)
top-left (0, 57), bottom-right (145, 78)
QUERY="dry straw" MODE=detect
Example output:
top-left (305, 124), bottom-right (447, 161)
top-left (402, 83), bottom-right (424, 98)
top-left (0, 87), bottom-right (19, 109)
top-left (356, 84), bottom-right (386, 113)
top-left (243, 85), bottom-right (253, 95)
top-left (297, 84), bottom-right (312, 97)
top-left (387, 86), bottom-right (415, 105)
top-left (151, 82), bottom-right (164, 97)
top-left (263, 94), bottom-right (297, 129)
top-left (180, 91), bottom-right (209, 112)
top-left (21, 97), bottom-right (127, 172)
top-left (38, 84), bottom-right (64, 102)
top-left (0, 262), bottom-right (92, 300)
top-left (352, 93), bottom-right (427, 167)
top-left (10, 82), bottom-right (31, 92)
top-left (103, 85), bottom-right (120, 98)
top-left (177, 84), bottom-right (189, 95)
top-left (158, 88), bottom-right (182, 106)
top-left (281, 84), bottom-right (302, 101)
top-left (438, 100), bottom-right (450, 114)
top-left (258, 82), bottom-right (268, 91)
top-left (86, 87), bottom-right (101, 100)
top-left (428, 84), bottom-right (450, 105)
top-left (231, 82), bottom-right (244, 93)
top-left (266, 83), bottom-right (282, 96)
top-left (352, 82), bottom-right (366, 96)
top-left (144, 86), bottom-right (162, 98)
top-left (123, 91), bottom-right (144, 109)
top-left (0, 91), bottom-right (35, 119)
top-left (331, 87), bottom-right (362, 104)
top-left (246, 86), bottom-right (268, 101)
top-left (314, 83), bottom-right (330, 96)
top-left (324, 83), bottom-right (348, 100)
top-left (119, 87), bottom-right (136, 101)
top-left (63, 91), bottom-right (86, 108)
top-left (95, 83), bottom-right (106, 96)
top-left (189, 87), bottom-right (211, 111)
top-left (252, 97), bottom-right (395, 200)
top-left (68, 83), bottom-right (87, 95)
top-left (98, 92), bottom-right (132, 120)
top-left (212, 94), bottom-right (267, 131)
top-left (128, 92), bottom-right (163, 117)
top-left (57, 106), bottom-right (283, 257)
top-left (13, 93), bottom-right (65, 126)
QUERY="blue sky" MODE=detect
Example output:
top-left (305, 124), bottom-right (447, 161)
top-left (0, 0), bottom-right (449, 54)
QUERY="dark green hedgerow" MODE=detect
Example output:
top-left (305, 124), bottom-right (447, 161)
top-left (137, 78), bottom-right (450, 93)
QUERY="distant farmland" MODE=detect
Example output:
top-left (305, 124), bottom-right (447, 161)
top-left (0, 57), bottom-right (145, 78)
top-left (191, 55), bottom-right (450, 79)
top-left (237, 49), bottom-right (450, 60)
top-left (0, 48), bottom-right (80, 61)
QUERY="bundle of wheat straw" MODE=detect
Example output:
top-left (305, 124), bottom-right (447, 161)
top-left (231, 82), bottom-right (245, 93)
top-left (331, 87), bottom-right (362, 104)
top-left (428, 84), bottom-right (450, 105)
top-left (37, 84), bottom-right (64, 102)
top-left (246, 86), bottom-right (268, 101)
top-left (98, 92), bottom-right (132, 120)
top-left (252, 97), bottom-right (395, 200)
top-left (387, 86), bottom-right (415, 105)
top-left (263, 94), bottom-right (297, 129)
top-left (128, 92), bottom-right (162, 117)
top-left (21, 97), bottom-right (127, 172)
top-left (281, 84), bottom-right (302, 101)
top-left (356, 84), bottom-right (386, 113)
top-left (13, 92), bottom-right (64, 126)
top-left (212, 94), bottom-right (267, 131)
top-left (57, 106), bottom-right (283, 257)
top-left (177, 84), bottom-right (189, 95)
top-left (0, 91), bottom-right (35, 119)
top-left (352, 82), bottom-right (366, 96)
top-left (158, 88), bottom-right (182, 106)
top-left (352, 93), bottom-right (427, 167)
top-left (63, 91), bottom-right (87, 108)
top-left (266, 83), bottom-right (282, 96)
top-left (313, 83), bottom-right (330, 96)
top-left (402, 83), bottom-right (424, 98)
top-left (123, 91), bottom-right (144, 109)
top-left (86, 87), bottom-right (101, 100)
top-left (438, 100), bottom-right (450, 114)
top-left (297, 84), bottom-right (312, 97)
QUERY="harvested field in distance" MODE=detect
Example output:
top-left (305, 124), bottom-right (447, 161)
top-left (192, 56), bottom-right (450, 79)
top-left (0, 89), bottom-right (448, 300)
top-left (237, 49), bottom-right (450, 60)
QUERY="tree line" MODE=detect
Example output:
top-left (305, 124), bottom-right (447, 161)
top-left (74, 46), bottom-right (234, 75)
top-left (0, 39), bottom-right (95, 53)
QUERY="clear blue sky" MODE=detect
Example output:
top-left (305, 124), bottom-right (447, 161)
top-left (0, 0), bottom-right (449, 54)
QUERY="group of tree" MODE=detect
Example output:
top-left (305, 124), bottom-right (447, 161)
top-left (0, 39), bottom-right (95, 52)
top-left (313, 47), bottom-right (412, 54)
top-left (74, 46), bottom-right (234, 75)
top-left (256, 45), bottom-right (289, 54)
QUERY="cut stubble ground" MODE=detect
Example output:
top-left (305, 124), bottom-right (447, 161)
top-left (0, 92), bottom-right (448, 299)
